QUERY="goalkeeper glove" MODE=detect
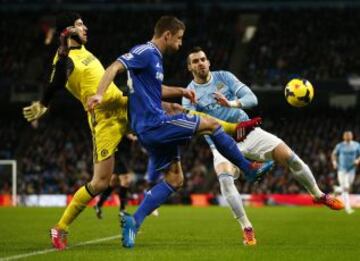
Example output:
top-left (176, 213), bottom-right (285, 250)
top-left (23, 101), bottom-right (48, 122)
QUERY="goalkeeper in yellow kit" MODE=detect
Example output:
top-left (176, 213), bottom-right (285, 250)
top-left (23, 12), bottom-right (264, 250)
top-left (23, 13), bottom-right (132, 250)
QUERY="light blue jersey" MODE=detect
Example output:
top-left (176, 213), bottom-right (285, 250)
top-left (182, 71), bottom-right (257, 146)
top-left (182, 71), bottom-right (257, 123)
top-left (333, 141), bottom-right (360, 172)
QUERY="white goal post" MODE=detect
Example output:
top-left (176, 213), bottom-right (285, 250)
top-left (0, 160), bottom-right (17, 206)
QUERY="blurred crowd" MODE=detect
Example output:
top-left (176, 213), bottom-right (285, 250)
top-left (2, 7), bottom-right (358, 93)
top-left (1, 107), bottom-right (360, 199)
top-left (242, 8), bottom-right (360, 86)
top-left (0, 7), bottom-right (236, 94)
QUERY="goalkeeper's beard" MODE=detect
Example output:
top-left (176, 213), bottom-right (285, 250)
top-left (71, 34), bottom-right (85, 45)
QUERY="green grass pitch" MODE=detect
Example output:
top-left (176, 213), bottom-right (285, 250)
top-left (0, 206), bottom-right (359, 261)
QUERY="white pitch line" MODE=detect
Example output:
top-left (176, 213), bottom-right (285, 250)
top-left (0, 235), bottom-right (121, 261)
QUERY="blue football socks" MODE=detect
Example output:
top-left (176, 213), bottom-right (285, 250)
top-left (210, 126), bottom-right (252, 172)
top-left (133, 180), bottom-right (175, 229)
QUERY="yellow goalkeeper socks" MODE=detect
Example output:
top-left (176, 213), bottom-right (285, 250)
top-left (57, 184), bottom-right (95, 231)
top-left (187, 110), bottom-right (237, 135)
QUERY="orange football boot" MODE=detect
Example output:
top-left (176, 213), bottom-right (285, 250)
top-left (243, 227), bottom-right (257, 246)
top-left (314, 194), bottom-right (344, 210)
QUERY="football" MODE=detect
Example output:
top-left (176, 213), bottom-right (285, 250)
top-left (284, 78), bottom-right (314, 107)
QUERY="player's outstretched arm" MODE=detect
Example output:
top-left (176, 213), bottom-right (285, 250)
top-left (331, 148), bottom-right (338, 169)
top-left (214, 72), bottom-right (257, 109)
top-left (23, 56), bottom-right (72, 122)
top-left (23, 28), bottom-right (76, 123)
top-left (162, 85), bottom-right (196, 103)
top-left (87, 60), bottom-right (125, 110)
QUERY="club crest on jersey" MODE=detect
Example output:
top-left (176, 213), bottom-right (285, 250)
top-left (156, 72), bottom-right (164, 81)
top-left (122, 53), bottom-right (134, 60)
top-left (101, 149), bottom-right (109, 157)
top-left (216, 82), bottom-right (225, 91)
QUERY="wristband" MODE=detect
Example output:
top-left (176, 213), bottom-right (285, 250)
top-left (228, 99), bottom-right (241, 108)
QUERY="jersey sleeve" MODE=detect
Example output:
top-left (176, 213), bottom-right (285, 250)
top-left (357, 143), bottom-right (360, 157)
top-left (41, 55), bottom-right (74, 107)
top-left (117, 48), bottom-right (151, 70)
top-left (223, 71), bottom-right (258, 109)
top-left (182, 85), bottom-right (196, 111)
top-left (332, 144), bottom-right (340, 156)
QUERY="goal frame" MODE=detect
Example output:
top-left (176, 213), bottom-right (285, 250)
top-left (0, 160), bottom-right (17, 206)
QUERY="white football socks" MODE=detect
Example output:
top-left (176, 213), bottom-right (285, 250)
top-left (219, 174), bottom-right (252, 229)
top-left (288, 153), bottom-right (324, 199)
top-left (342, 190), bottom-right (352, 212)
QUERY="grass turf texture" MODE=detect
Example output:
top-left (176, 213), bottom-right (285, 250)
top-left (0, 206), bottom-right (359, 261)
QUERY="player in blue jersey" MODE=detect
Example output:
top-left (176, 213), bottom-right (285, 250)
top-left (183, 47), bottom-right (345, 245)
top-left (87, 16), bottom-right (273, 248)
top-left (332, 131), bottom-right (360, 214)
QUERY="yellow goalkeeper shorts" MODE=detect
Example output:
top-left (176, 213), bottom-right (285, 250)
top-left (88, 96), bottom-right (129, 162)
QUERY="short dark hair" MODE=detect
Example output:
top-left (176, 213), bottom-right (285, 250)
top-left (154, 16), bottom-right (185, 38)
top-left (187, 46), bottom-right (206, 64)
top-left (56, 12), bottom-right (81, 33)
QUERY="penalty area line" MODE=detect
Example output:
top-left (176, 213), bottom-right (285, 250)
top-left (0, 234), bottom-right (121, 261)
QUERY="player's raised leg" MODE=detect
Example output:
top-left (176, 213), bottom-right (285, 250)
top-left (185, 109), bottom-right (261, 142)
top-left (272, 142), bottom-right (344, 210)
top-left (51, 156), bottom-right (114, 250)
top-left (163, 102), bottom-right (262, 143)
top-left (196, 115), bottom-right (273, 182)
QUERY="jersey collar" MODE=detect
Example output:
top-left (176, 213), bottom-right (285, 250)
top-left (147, 41), bottom-right (163, 58)
top-left (192, 72), bottom-right (213, 87)
top-left (69, 45), bottom-right (83, 50)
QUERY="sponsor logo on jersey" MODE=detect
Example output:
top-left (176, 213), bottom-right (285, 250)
top-left (156, 72), bottom-right (164, 81)
top-left (122, 53), bottom-right (134, 60)
top-left (216, 82), bottom-right (225, 91)
top-left (101, 149), bottom-right (109, 157)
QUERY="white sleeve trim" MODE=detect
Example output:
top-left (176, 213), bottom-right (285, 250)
top-left (116, 57), bottom-right (128, 70)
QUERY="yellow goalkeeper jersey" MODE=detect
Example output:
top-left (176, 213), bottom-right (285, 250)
top-left (51, 45), bottom-right (126, 110)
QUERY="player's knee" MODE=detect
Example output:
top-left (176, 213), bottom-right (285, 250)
top-left (343, 186), bottom-right (350, 192)
top-left (109, 175), bottom-right (118, 187)
top-left (169, 103), bottom-right (184, 114)
top-left (200, 117), bottom-right (220, 132)
top-left (169, 178), bottom-right (184, 188)
top-left (120, 178), bottom-right (132, 188)
top-left (90, 177), bottom-right (110, 194)
top-left (287, 152), bottom-right (305, 172)
top-left (165, 172), bottom-right (184, 189)
top-left (272, 142), bottom-right (293, 167)
top-left (215, 162), bottom-right (235, 175)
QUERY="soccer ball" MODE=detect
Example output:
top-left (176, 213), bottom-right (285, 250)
top-left (284, 78), bottom-right (314, 107)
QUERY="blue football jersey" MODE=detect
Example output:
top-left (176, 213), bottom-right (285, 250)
top-left (333, 141), bottom-right (360, 172)
top-left (182, 71), bottom-right (257, 123)
top-left (117, 42), bottom-right (165, 133)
